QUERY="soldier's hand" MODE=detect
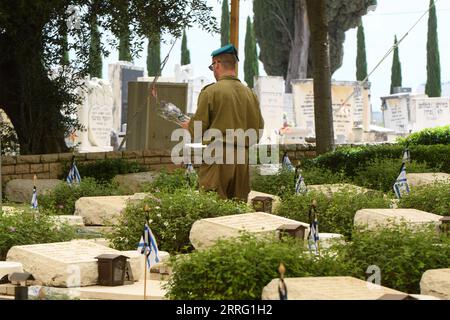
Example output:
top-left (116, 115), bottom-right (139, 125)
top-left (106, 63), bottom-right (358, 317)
top-left (181, 120), bottom-right (190, 129)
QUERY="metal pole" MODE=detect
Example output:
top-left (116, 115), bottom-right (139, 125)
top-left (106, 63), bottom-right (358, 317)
top-left (230, 0), bottom-right (240, 75)
top-left (0, 112), bottom-right (3, 211)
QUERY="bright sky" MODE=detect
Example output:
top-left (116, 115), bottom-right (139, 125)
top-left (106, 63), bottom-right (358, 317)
top-left (102, 0), bottom-right (450, 113)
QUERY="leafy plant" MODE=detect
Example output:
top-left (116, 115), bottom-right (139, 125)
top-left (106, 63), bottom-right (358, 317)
top-left (39, 177), bottom-right (123, 215)
top-left (0, 210), bottom-right (77, 260)
top-left (108, 189), bottom-right (250, 254)
top-left (60, 158), bottom-right (145, 183)
top-left (143, 169), bottom-right (198, 193)
top-left (275, 186), bottom-right (390, 239)
top-left (165, 234), bottom-right (352, 300)
top-left (336, 224), bottom-right (450, 293)
top-left (398, 182), bottom-right (450, 215)
top-left (397, 125), bottom-right (450, 146)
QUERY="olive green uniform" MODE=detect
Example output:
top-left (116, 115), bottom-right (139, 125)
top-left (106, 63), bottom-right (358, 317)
top-left (188, 75), bottom-right (264, 201)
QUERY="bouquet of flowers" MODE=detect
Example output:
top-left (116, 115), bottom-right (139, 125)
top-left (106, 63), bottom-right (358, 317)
top-left (157, 100), bottom-right (190, 126)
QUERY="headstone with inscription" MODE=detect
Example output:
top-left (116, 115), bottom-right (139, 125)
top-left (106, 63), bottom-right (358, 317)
top-left (6, 240), bottom-right (141, 287)
top-left (189, 212), bottom-right (309, 249)
top-left (410, 97), bottom-right (450, 131)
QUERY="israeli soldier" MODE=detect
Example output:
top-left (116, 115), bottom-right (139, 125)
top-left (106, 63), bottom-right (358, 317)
top-left (182, 44), bottom-right (264, 201)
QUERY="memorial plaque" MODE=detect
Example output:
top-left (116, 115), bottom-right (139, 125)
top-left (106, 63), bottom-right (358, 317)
top-left (189, 212), bottom-right (309, 249)
top-left (88, 103), bottom-right (114, 147)
top-left (6, 240), bottom-right (141, 287)
top-left (262, 276), bottom-right (405, 300)
top-left (412, 98), bottom-right (450, 131)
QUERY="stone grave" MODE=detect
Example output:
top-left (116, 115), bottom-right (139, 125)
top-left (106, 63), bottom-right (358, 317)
top-left (247, 190), bottom-right (282, 213)
top-left (406, 173), bottom-right (450, 187)
top-left (307, 183), bottom-right (374, 198)
top-left (6, 240), bottom-right (141, 288)
top-left (189, 212), bottom-right (309, 249)
top-left (49, 215), bottom-right (85, 228)
top-left (109, 62), bottom-right (145, 133)
top-left (76, 77), bottom-right (114, 153)
top-left (354, 208), bottom-right (442, 231)
top-left (74, 195), bottom-right (132, 226)
top-left (420, 268), bottom-right (450, 300)
top-left (5, 179), bottom-right (62, 203)
top-left (112, 171), bottom-right (160, 194)
top-left (262, 276), bottom-right (405, 300)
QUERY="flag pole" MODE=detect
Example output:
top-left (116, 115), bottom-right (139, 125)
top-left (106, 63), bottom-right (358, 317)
top-left (143, 254), bottom-right (147, 300)
top-left (312, 200), bottom-right (320, 255)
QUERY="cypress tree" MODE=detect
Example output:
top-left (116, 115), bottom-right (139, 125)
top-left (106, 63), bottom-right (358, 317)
top-left (390, 35), bottom-right (402, 94)
top-left (61, 33), bottom-right (70, 66)
top-left (425, 0), bottom-right (441, 97)
top-left (356, 23), bottom-right (367, 81)
top-left (118, 26), bottom-right (132, 62)
top-left (221, 0), bottom-right (230, 46)
top-left (181, 29), bottom-right (191, 65)
top-left (244, 17), bottom-right (259, 88)
top-left (147, 34), bottom-right (161, 77)
top-left (88, 15), bottom-right (102, 78)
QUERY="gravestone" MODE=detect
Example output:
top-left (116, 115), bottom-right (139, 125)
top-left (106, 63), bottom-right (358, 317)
top-left (420, 269), bottom-right (450, 300)
top-left (406, 173), bottom-right (450, 187)
top-left (6, 240), bottom-right (141, 287)
top-left (74, 195), bottom-right (134, 226)
top-left (354, 208), bottom-right (442, 231)
top-left (254, 76), bottom-right (286, 144)
top-left (189, 212), bottom-right (309, 249)
top-left (410, 97), bottom-right (450, 132)
top-left (261, 276), bottom-right (405, 300)
top-left (76, 78), bottom-right (114, 152)
top-left (113, 171), bottom-right (160, 194)
top-left (307, 184), bottom-right (374, 198)
top-left (109, 62), bottom-right (145, 133)
top-left (5, 179), bottom-right (62, 203)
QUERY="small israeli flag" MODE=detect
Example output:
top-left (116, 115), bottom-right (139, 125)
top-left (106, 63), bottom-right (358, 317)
top-left (185, 163), bottom-right (195, 175)
top-left (308, 217), bottom-right (319, 255)
top-left (137, 223), bottom-right (160, 271)
top-left (295, 168), bottom-right (308, 195)
top-left (402, 148), bottom-right (411, 163)
top-left (393, 162), bottom-right (410, 199)
top-left (282, 153), bottom-right (294, 171)
top-left (67, 158), bottom-right (81, 185)
top-left (31, 186), bottom-right (38, 209)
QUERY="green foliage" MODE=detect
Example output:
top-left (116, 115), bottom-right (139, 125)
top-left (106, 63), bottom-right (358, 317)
top-left (390, 35), bottom-right (402, 94)
top-left (352, 159), bottom-right (431, 192)
top-left (221, 0), bottom-right (230, 46)
top-left (181, 30), bottom-right (191, 65)
top-left (143, 169), bottom-right (198, 193)
top-left (119, 24), bottom-right (132, 62)
top-left (244, 17), bottom-right (259, 88)
top-left (147, 34), bottom-right (161, 77)
top-left (304, 144), bottom-right (450, 176)
top-left (39, 177), bottom-right (122, 215)
top-left (165, 234), bottom-right (352, 300)
top-left (0, 120), bottom-right (20, 155)
top-left (275, 186), bottom-right (390, 239)
top-left (337, 224), bottom-right (450, 293)
top-left (356, 23), bottom-right (367, 81)
top-left (89, 15), bottom-right (102, 78)
top-left (61, 158), bottom-right (145, 183)
top-left (0, 211), bottom-right (77, 260)
top-left (425, 0), bottom-right (441, 97)
top-left (108, 189), bottom-right (250, 254)
top-left (398, 182), bottom-right (450, 215)
top-left (397, 125), bottom-right (450, 146)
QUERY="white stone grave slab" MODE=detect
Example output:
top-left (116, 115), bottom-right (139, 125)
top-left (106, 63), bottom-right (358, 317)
top-left (189, 212), bottom-right (309, 249)
top-left (74, 195), bottom-right (133, 226)
top-left (420, 269), bottom-right (450, 300)
top-left (354, 208), bottom-right (442, 231)
top-left (262, 276), bottom-right (405, 300)
top-left (406, 173), bottom-right (450, 187)
top-left (6, 240), bottom-right (141, 287)
top-left (113, 171), bottom-right (160, 194)
top-left (410, 97), bottom-right (450, 131)
top-left (5, 179), bottom-right (63, 203)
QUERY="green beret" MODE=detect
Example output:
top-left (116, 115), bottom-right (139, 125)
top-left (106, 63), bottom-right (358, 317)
top-left (211, 44), bottom-right (239, 61)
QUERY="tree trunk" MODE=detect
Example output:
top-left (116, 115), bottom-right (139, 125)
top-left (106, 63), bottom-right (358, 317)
top-left (0, 33), bottom-right (69, 155)
top-left (285, 0), bottom-right (310, 93)
top-left (306, 0), bottom-right (334, 155)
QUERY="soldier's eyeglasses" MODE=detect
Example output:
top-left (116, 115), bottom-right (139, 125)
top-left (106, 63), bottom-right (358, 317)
top-left (208, 61), bottom-right (220, 71)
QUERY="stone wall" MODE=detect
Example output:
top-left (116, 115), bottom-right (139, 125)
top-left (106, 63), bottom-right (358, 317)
top-left (0, 144), bottom-right (317, 186)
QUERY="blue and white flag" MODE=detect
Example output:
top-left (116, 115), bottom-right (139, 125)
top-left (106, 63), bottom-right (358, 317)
top-left (308, 217), bottom-right (319, 255)
top-left (185, 163), bottom-right (195, 175)
top-left (282, 153), bottom-right (294, 171)
top-left (31, 186), bottom-right (38, 209)
top-left (137, 223), bottom-right (160, 271)
top-left (67, 159), bottom-right (81, 185)
top-left (393, 162), bottom-right (410, 199)
top-left (402, 148), bottom-right (410, 163)
top-left (295, 172), bottom-right (308, 195)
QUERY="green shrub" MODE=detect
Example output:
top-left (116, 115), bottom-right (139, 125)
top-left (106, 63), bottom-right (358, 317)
top-left (275, 187), bottom-right (390, 239)
top-left (60, 158), bottom-right (145, 183)
top-left (165, 234), bottom-right (352, 300)
top-left (0, 210), bottom-right (77, 260)
top-left (39, 177), bottom-right (123, 215)
top-left (336, 224), bottom-right (450, 294)
top-left (352, 159), bottom-right (432, 192)
top-left (304, 144), bottom-right (450, 176)
top-left (397, 125), bottom-right (450, 146)
top-left (108, 189), bottom-right (250, 254)
top-left (143, 169), bottom-right (198, 193)
top-left (398, 182), bottom-right (450, 215)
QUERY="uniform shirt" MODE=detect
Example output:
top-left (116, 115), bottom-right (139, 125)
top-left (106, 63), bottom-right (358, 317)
top-left (188, 75), bottom-right (264, 147)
